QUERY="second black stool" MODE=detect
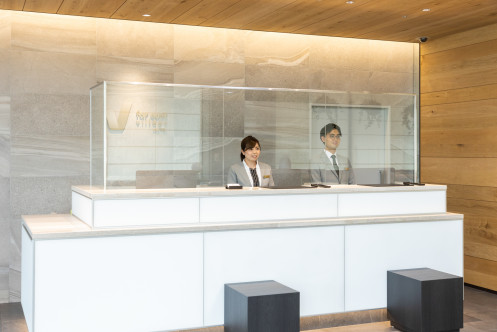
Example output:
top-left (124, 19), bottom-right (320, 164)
top-left (224, 280), bottom-right (300, 332)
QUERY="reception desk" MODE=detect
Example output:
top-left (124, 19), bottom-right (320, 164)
top-left (21, 184), bottom-right (463, 332)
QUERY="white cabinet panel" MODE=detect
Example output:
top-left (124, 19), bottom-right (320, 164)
top-left (338, 191), bottom-right (446, 217)
top-left (21, 227), bottom-right (34, 332)
top-left (200, 194), bottom-right (338, 223)
top-left (203, 226), bottom-right (345, 326)
top-left (34, 233), bottom-right (203, 332)
top-left (93, 197), bottom-right (199, 227)
top-left (344, 220), bottom-right (463, 311)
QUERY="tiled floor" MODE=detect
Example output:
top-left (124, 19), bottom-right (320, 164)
top-left (312, 285), bottom-right (497, 332)
top-left (1, 285), bottom-right (496, 332)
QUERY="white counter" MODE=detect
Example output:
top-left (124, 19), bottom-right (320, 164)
top-left (71, 184), bottom-right (447, 228)
top-left (21, 184), bottom-right (463, 332)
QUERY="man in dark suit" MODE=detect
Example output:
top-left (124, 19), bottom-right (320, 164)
top-left (310, 123), bottom-right (355, 185)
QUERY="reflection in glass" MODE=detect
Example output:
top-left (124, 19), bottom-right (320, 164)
top-left (90, 82), bottom-right (418, 189)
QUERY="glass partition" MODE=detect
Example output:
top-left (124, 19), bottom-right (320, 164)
top-left (90, 82), bottom-right (418, 189)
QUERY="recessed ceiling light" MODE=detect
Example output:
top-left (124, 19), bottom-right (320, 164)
top-left (422, 8), bottom-right (430, 12)
top-left (346, 1), bottom-right (355, 4)
top-left (142, 14), bottom-right (151, 17)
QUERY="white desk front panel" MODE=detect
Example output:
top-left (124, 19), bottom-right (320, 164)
top-left (203, 226), bottom-right (345, 326)
top-left (71, 191), bottom-right (93, 227)
top-left (21, 227), bottom-right (34, 332)
top-left (338, 190), bottom-right (446, 217)
top-left (33, 233), bottom-right (204, 332)
top-left (199, 194), bottom-right (338, 223)
top-left (93, 197), bottom-right (199, 227)
top-left (344, 219), bottom-right (463, 311)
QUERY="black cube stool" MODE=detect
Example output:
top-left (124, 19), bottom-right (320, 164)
top-left (387, 268), bottom-right (463, 332)
top-left (224, 280), bottom-right (300, 332)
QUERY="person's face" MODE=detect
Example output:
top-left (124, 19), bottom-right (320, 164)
top-left (321, 129), bottom-right (341, 152)
top-left (242, 144), bottom-right (261, 164)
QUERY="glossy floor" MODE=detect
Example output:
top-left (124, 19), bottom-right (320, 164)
top-left (0, 285), bottom-right (496, 332)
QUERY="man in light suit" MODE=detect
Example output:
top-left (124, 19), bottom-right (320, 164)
top-left (310, 123), bottom-right (355, 185)
top-left (227, 135), bottom-right (275, 187)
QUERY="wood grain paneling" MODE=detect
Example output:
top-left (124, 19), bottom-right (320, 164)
top-left (447, 184), bottom-right (497, 203)
top-left (172, 0), bottom-right (241, 26)
top-left (23, 0), bottom-right (62, 13)
top-left (421, 99), bottom-right (497, 130)
top-left (3, 0), bottom-right (497, 42)
top-left (421, 24), bottom-right (497, 291)
top-left (58, 0), bottom-right (126, 18)
top-left (113, 0), bottom-right (202, 22)
top-left (420, 22), bottom-right (497, 56)
top-left (0, 0), bottom-right (24, 10)
top-left (421, 158), bottom-right (497, 186)
top-left (420, 99), bottom-right (497, 157)
top-left (448, 198), bottom-right (497, 218)
top-left (421, 40), bottom-right (497, 93)
top-left (465, 255), bottom-right (497, 291)
top-left (421, 84), bottom-right (497, 107)
top-left (464, 215), bottom-right (497, 246)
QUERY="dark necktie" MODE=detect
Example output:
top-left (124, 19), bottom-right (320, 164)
top-left (249, 168), bottom-right (259, 187)
top-left (331, 155), bottom-right (340, 178)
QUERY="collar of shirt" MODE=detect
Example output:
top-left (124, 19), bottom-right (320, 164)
top-left (243, 160), bottom-right (262, 187)
top-left (324, 150), bottom-right (340, 167)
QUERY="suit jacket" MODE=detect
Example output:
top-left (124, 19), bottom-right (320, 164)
top-left (227, 162), bottom-right (275, 187)
top-left (310, 151), bottom-right (355, 185)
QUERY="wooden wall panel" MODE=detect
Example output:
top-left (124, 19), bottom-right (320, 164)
top-left (421, 84), bottom-right (497, 107)
top-left (465, 255), bottom-right (497, 290)
top-left (421, 23), bottom-right (497, 291)
top-left (447, 184), bottom-right (497, 202)
top-left (421, 158), bottom-right (497, 186)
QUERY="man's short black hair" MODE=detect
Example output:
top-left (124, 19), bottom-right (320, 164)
top-left (320, 123), bottom-right (342, 138)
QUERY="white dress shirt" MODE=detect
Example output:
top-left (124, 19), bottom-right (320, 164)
top-left (243, 160), bottom-right (262, 187)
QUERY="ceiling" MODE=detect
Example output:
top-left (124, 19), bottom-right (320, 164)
top-left (2, 0), bottom-right (497, 42)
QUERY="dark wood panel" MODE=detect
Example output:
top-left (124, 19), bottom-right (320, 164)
top-left (421, 84), bottom-right (497, 107)
top-left (465, 255), bottom-right (497, 291)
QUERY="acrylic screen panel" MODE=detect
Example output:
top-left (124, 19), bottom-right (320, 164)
top-left (90, 82), bottom-right (417, 188)
top-left (90, 83), bottom-right (104, 187)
